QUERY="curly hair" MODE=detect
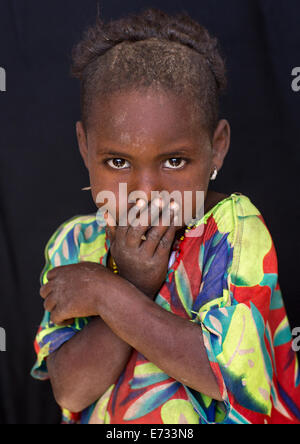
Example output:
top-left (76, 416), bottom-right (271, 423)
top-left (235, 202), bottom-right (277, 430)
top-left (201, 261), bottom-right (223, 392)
top-left (71, 7), bottom-right (227, 137)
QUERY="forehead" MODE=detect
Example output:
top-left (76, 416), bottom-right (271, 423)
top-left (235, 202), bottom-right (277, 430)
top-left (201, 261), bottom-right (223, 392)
top-left (88, 88), bottom-right (205, 146)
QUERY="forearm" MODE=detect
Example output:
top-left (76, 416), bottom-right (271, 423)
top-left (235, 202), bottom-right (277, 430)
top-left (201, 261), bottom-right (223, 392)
top-left (47, 316), bottom-right (132, 413)
top-left (97, 278), bottom-right (222, 401)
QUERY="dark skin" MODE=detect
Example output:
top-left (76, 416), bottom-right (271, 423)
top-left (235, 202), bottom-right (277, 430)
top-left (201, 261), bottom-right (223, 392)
top-left (42, 88), bottom-right (230, 413)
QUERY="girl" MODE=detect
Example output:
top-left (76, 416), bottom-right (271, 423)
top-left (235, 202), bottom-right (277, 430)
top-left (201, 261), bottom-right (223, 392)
top-left (31, 8), bottom-right (300, 424)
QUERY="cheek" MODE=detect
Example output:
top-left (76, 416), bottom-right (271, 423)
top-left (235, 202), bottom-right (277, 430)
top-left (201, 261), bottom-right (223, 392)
top-left (178, 190), bottom-right (205, 224)
top-left (172, 171), bottom-right (211, 222)
top-left (90, 171), bottom-right (120, 213)
top-left (172, 166), bottom-right (210, 194)
top-left (92, 183), bottom-right (126, 226)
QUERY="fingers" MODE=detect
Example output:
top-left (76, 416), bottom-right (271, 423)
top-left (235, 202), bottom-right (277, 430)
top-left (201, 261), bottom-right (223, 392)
top-left (124, 198), bottom-right (153, 248)
top-left (40, 265), bottom-right (78, 326)
top-left (40, 282), bottom-right (53, 300)
top-left (140, 202), bottom-right (179, 256)
top-left (58, 319), bottom-right (75, 327)
top-left (51, 314), bottom-right (74, 327)
top-left (46, 268), bottom-right (57, 281)
top-left (40, 280), bottom-right (57, 315)
top-left (45, 265), bottom-right (67, 282)
top-left (42, 292), bottom-right (73, 326)
top-left (155, 220), bottom-right (178, 258)
top-left (124, 197), bottom-right (168, 248)
top-left (106, 197), bottom-right (180, 258)
top-left (49, 308), bottom-right (65, 326)
top-left (43, 293), bottom-right (57, 313)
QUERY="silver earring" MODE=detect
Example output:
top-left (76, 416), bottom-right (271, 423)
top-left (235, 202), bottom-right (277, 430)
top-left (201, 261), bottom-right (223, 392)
top-left (81, 186), bottom-right (92, 191)
top-left (210, 167), bottom-right (218, 181)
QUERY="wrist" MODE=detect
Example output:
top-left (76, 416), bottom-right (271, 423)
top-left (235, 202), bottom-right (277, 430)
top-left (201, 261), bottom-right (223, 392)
top-left (92, 266), bottom-right (119, 315)
top-left (94, 270), bottom-right (128, 315)
top-left (117, 272), bottom-right (158, 300)
top-left (96, 271), bottom-right (154, 319)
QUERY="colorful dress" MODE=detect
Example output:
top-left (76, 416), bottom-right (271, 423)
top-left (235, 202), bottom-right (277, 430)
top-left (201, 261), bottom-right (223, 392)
top-left (31, 193), bottom-right (300, 424)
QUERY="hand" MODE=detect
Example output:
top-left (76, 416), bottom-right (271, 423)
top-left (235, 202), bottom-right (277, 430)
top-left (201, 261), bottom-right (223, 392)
top-left (40, 262), bottom-right (115, 325)
top-left (106, 198), bottom-right (179, 299)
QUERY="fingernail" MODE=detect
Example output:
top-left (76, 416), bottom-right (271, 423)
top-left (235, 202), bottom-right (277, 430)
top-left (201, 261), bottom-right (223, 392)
top-left (136, 199), bottom-right (146, 208)
top-left (153, 197), bottom-right (163, 207)
top-left (170, 201), bottom-right (179, 211)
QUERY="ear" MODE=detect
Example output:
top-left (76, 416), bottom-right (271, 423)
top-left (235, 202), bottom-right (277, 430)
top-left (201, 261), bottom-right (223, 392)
top-left (211, 119), bottom-right (231, 171)
top-left (76, 121), bottom-right (89, 170)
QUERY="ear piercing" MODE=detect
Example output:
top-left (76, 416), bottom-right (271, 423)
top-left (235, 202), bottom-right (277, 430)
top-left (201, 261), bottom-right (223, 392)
top-left (210, 167), bottom-right (218, 181)
top-left (81, 186), bottom-right (92, 191)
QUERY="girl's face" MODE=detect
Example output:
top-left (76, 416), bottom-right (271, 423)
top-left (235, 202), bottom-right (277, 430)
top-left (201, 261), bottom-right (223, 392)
top-left (77, 88), bottom-right (230, 229)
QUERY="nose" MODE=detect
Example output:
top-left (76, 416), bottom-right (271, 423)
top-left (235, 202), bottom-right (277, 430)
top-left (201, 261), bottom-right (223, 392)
top-left (128, 169), bottom-right (161, 204)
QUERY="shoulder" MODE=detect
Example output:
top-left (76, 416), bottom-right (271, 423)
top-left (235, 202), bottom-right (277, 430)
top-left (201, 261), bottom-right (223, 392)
top-left (209, 193), bottom-right (277, 286)
top-left (207, 192), bottom-right (261, 226)
top-left (198, 192), bottom-right (276, 271)
top-left (203, 192), bottom-right (267, 241)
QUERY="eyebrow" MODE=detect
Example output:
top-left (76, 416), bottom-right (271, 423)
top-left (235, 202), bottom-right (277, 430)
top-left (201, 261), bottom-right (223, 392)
top-left (96, 147), bottom-right (194, 159)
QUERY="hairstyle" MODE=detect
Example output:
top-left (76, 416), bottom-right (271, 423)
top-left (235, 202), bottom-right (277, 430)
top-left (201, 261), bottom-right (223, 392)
top-left (71, 7), bottom-right (227, 137)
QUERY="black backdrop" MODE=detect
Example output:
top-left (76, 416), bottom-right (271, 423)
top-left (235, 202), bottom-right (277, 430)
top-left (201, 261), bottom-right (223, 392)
top-left (0, 0), bottom-right (299, 424)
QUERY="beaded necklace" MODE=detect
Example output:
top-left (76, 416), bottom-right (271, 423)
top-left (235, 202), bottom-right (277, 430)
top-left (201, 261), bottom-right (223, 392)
top-left (111, 257), bottom-right (119, 274)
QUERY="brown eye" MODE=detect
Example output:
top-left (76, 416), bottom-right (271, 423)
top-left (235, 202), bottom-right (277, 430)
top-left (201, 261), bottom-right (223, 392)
top-left (107, 158), bottom-right (130, 169)
top-left (163, 158), bottom-right (186, 169)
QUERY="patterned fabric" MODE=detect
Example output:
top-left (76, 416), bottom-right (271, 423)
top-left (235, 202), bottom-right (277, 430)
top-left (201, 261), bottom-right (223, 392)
top-left (31, 193), bottom-right (300, 424)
